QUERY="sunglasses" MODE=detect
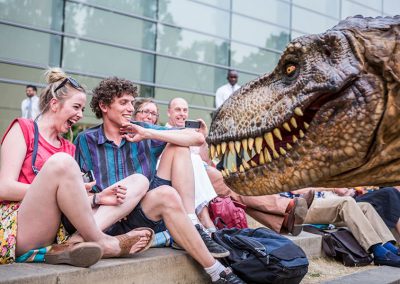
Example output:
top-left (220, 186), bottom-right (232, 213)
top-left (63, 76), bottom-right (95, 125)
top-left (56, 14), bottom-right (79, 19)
top-left (54, 77), bottom-right (82, 93)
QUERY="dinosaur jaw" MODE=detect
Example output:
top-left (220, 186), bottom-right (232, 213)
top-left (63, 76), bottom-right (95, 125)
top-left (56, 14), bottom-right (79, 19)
top-left (208, 76), bottom-right (383, 196)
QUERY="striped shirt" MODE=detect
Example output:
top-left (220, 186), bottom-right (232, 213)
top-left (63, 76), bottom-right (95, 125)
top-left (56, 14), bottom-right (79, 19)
top-left (74, 122), bottom-right (167, 192)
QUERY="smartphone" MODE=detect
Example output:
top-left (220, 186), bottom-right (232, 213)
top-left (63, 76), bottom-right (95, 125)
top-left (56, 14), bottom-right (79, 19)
top-left (185, 120), bottom-right (201, 129)
top-left (82, 170), bottom-right (95, 183)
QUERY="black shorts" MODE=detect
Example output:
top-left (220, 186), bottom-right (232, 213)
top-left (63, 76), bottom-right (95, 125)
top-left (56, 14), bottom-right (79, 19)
top-left (105, 175), bottom-right (171, 235)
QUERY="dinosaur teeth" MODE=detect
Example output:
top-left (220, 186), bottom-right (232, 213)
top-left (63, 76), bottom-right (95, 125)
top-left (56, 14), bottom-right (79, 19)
top-left (259, 151), bottom-right (265, 165)
top-left (248, 137), bottom-right (254, 151)
top-left (235, 141), bottom-right (241, 155)
top-left (242, 159), bottom-right (251, 170)
top-left (239, 165), bottom-right (245, 172)
top-left (286, 143), bottom-right (293, 150)
top-left (255, 136), bottom-right (263, 154)
top-left (242, 138), bottom-right (248, 152)
top-left (264, 148), bottom-right (272, 163)
top-left (279, 147), bottom-right (286, 155)
top-left (272, 150), bottom-right (279, 159)
top-left (283, 122), bottom-right (291, 132)
top-left (216, 144), bottom-right (221, 156)
top-left (264, 132), bottom-right (275, 152)
top-left (304, 122), bottom-right (309, 129)
top-left (299, 129), bottom-right (305, 138)
top-left (294, 107), bottom-right (303, 116)
top-left (221, 142), bottom-right (227, 154)
top-left (273, 128), bottom-right (282, 140)
top-left (290, 117), bottom-right (298, 128)
top-left (228, 141), bottom-right (235, 154)
top-left (292, 135), bottom-right (298, 143)
top-left (210, 144), bottom-right (215, 159)
top-left (250, 160), bottom-right (258, 167)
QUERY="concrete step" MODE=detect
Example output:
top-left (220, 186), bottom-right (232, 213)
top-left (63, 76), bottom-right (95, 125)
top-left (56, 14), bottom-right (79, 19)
top-left (322, 266), bottom-right (400, 284)
top-left (0, 227), bottom-right (322, 284)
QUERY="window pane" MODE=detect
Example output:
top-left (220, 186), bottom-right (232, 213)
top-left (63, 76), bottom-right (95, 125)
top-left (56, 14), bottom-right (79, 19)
top-left (159, 0), bottom-right (230, 38)
top-left (155, 56), bottom-right (226, 94)
top-left (383, 0), bottom-right (400, 15)
top-left (62, 38), bottom-right (154, 82)
top-left (0, 24), bottom-right (61, 65)
top-left (292, 7), bottom-right (338, 34)
top-left (349, 0), bottom-right (382, 11)
top-left (232, 0), bottom-right (291, 28)
top-left (341, 1), bottom-right (382, 18)
top-left (231, 43), bottom-right (281, 74)
top-left (79, 0), bottom-right (157, 18)
top-left (232, 15), bottom-right (290, 50)
top-left (194, 0), bottom-right (230, 9)
top-left (65, 2), bottom-right (156, 50)
top-left (0, 0), bottom-right (63, 30)
top-left (239, 73), bottom-right (260, 87)
top-left (157, 24), bottom-right (229, 66)
top-left (292, 0), bottom-right (340, 18)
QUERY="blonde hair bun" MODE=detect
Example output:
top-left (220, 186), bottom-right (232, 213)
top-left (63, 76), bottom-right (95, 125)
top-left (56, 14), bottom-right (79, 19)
top-left (44, 67), bottom-right (67, 84)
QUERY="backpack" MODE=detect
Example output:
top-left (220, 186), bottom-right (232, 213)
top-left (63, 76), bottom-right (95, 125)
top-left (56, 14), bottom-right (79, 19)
top-left (213, 227), bottom-right (309, 284)
top-left (208, 196), bottom-right (248, 229)
top-left (304, 226), bottom-right (372, 267)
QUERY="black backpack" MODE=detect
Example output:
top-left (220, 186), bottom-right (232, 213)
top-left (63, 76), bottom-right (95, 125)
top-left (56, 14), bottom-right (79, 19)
top-left (213, 227), bottom-right (309, 284)
top-left (303, 226), bottom-right (373, 267)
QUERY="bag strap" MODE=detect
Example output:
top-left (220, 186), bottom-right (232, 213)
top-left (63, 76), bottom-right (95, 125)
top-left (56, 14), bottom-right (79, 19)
top-left (31, 121), bottom-right (39, 176)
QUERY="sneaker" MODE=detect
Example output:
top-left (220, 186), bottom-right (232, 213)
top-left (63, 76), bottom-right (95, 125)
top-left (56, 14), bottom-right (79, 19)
top-left (212, 267), bottom-right (245, 284)
top-left (195, 224), bottom-right (230, 258)
top-left (374, 251), bottom-right (400, 268)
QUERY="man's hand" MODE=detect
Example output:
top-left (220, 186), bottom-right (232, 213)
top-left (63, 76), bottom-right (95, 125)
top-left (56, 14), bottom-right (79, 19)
top-left (120, 123), bottom-right (148, 143)
top-left (196, 118), bottom-right (208, 137)
top-left (97, 184), bottom-right (127, 205)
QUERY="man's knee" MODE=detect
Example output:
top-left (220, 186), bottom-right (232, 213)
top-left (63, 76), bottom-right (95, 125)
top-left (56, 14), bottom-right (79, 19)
top-left (340, 196), bottom-right (357, 209)
top-left (164, 144), bottom-right (190, 156)
top-left (149, 185), bottom-right (184, 210)
top-left (124, 174), bottom-right (149, 197)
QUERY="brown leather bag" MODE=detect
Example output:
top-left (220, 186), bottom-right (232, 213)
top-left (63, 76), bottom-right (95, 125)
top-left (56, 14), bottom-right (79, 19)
top-left (304, 226), bottom-right (373, 266)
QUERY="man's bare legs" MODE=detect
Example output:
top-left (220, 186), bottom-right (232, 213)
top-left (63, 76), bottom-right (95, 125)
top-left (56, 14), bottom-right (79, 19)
top-left (141, 185), bottom-right (215, 267)
top-left (16, 153), bottom-right (149, 258)
top-left (198, 207), bottom-right (216, 230)
top-left (157, 144), bottom-right (195, 213)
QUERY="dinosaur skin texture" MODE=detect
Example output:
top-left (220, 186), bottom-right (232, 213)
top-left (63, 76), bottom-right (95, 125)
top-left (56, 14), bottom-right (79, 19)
top-left (207, 16), bottom-right (400, 196)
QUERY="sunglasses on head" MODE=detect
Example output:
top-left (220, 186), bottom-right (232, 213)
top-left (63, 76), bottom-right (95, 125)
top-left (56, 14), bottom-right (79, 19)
top-left (54, 77), bottom-right (82, 93)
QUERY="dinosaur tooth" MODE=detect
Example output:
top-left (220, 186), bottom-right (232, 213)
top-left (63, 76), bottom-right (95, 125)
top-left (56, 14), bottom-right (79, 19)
top-left (228, 141), bottom-right (235, 154)
top-left (283, 122), bottom-right (291, 132)
top-left (239, 165), bottom-right (245, 172)
top-left (286, 143), bottom-right (293, 150)
top-left (235, 141), bottom-right (241, 155)
top-left (292, 135), bottom-right (298, 143)
top-left (304, 122), bottom-right (309, 129)
top-left (242, 138), bottom-right (248, 152)
top-left (210, 144), bottom-right (215, 159)
top-left (250, 160), bottom-right (258, 167)
top-left (279, 147), bottom-right (286, 155)
top-left (294, 107), bottom-right (303, 116)
top-left (248, 137), bottom-right (254, 150)
top-left (299, 129), bottom-right (305, 138)
top-left (264, 148), bottom-right (272, 163)
top-left (221, 142), bottom-right (227, 154)
top-left (231, 163), bottom-right (237, 173)
top-left (242, 159), bottom-right (251, 170)
top-left (264, 132), bottom-right (275, 152)
top-left (221, 170), bottom-right (226, 177)
top-left (259, 151), bottom-right (265, 165)
top-left (216, 144), bottom-right (221, 156)
top-left (290, 117), bottom-right (298, 128)
top-left (255, 136), bottom-right (263, 154)
top-left (273, 128), bottom-right (282, 141)
top-left (273, 150), bottom-right (279, 159)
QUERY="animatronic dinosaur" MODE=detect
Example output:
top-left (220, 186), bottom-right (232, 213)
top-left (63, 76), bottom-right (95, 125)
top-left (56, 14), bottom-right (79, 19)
top-left (207, 16), bottom-right (400, 196)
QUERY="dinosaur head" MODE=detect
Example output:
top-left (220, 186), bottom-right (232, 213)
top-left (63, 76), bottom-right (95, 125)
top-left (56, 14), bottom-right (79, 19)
top-left (207, 16), bottom-right (400, 195)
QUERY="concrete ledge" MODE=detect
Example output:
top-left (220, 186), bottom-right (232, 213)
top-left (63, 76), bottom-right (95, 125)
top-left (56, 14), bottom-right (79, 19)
top-left (323, 266), bottom-right (400, 284)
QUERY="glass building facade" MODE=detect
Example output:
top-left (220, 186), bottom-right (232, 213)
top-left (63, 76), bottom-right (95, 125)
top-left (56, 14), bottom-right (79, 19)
top-left (0, 0), bottom-right (399, 136)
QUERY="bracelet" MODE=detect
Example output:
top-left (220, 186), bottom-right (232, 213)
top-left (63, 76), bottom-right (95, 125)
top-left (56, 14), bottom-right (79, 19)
top-left (92, 194), bottom-right (98, 208)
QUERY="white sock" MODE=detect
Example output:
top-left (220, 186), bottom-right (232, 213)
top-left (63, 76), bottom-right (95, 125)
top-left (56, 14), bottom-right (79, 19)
top-left (188, 213), bottom-right (200, 225)
top-left (204, 260), bottom-right (226, 281)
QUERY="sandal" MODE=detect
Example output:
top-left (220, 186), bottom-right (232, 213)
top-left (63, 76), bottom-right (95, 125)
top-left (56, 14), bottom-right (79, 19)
top-left (45, 242), bottom-right (103, 267)
top-left (115, 227), bottom-right (154, 257)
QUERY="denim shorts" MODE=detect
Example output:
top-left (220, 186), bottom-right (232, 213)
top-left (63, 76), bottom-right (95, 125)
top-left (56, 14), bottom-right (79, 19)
top-left (105, 175), bottom-right (171, 235)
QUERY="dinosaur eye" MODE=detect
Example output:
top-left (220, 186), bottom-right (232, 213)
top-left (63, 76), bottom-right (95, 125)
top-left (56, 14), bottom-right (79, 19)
top-left (283, 63), bottom-right (299, 80)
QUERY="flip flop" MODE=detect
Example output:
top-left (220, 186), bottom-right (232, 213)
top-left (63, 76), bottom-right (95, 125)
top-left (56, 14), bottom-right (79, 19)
top-left (45, 242), bottom-right (103, 267)
top-left (115, 227), bottom-right (154, 257)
